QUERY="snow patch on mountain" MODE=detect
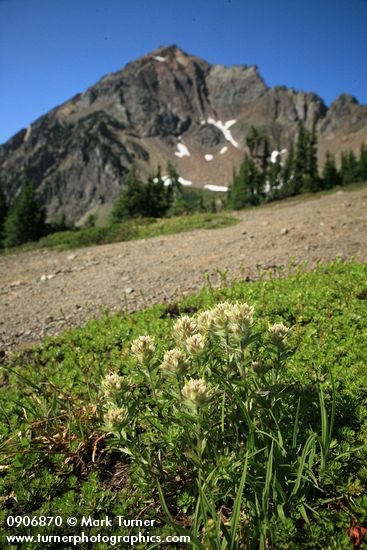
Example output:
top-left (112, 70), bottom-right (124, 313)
top-left (178, 177), bottom-right (192, 186)
top-left (205, 154), bottom-right (214, 161)
top-left (207, 118), bottom-right (239, 148)
top-left (175, 143), bottom-right (190, 158)
top-left (219, 146), bottom-right (228, 155)
top-left (161, 175), bottom-right (192, 186)
top-left (204, 184), bottom-right (228, 192)
top-left (270, 149), bottom-right (287, 163)
top-left (153, 56), bottom-right (166, 62)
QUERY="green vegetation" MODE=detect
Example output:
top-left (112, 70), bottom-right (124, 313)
top-left (110, 163), bottom-right (217, 224)
top-left (0, 184), bottom-right (7, 241)
top-left (4, 212), bottom-right (237, 252)
top-left (2, 181), bottom-right (46, 247)
top-left (0, 164), bottom-right (228, 252)
top-left (1, 260), bottom-right (367, 548)
top-left (1, 137), bottom-right (366, 252)
top-left (110, 166), bottom-right (174, 222)
top-left (228, 126), bottom-right (367, 210)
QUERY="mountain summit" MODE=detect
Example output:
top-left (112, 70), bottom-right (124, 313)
top-left (1, 46), bottom-right (366, 224)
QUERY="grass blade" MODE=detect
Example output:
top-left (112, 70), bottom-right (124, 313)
top-left (230, 450), bottom-right (249, 549)
top-left (292, 432), bottom-right (317, 496)
top-left (292, 396), bottom-right (301, 449)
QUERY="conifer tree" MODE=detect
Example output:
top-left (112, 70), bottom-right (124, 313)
top-left (358, 142), bottom-right (367, 182)
top-left (281, 143), bottom-right (295, 196)
top-left (228, 162), bottom-right (249, 210)
top-left (267, 155), bottom-right (283, 200)
top-left (308, 122), bottom-right (319, 191)
top-left (293, 124), bottom-right (310, 193)
top-left (322, 152), bottom-right (340, 189)
top-left (145, 165), bottom-right (173, 218)
top-left (228, 155), bottom-right (262, 209)
top-left (110, 166), bottom-right (146, 223)
top-left (0, 185), bottom-right (7, 244)
top-left (3, 182), bottom-right (46, 247)
top-left (166, 160), bottom-right (182, 198)
top-left (340, 150), bottom-right (358, 185)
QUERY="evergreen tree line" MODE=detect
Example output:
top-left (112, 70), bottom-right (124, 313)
top-left (110, 160), bottom-right (217, 224)
top-left (0, 161), bottom-right (215, 248)
top-left (110, 162), bottom-right (179, 223)
top-left (228, 125), bottom-right (367, 210)
top-left (0, 182), bottom-right (47, 248)
top-left (1, 134), bottom-right (366, 248)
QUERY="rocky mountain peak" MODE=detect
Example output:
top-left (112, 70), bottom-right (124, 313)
top-left (331, 93), bottom-right (359, 108)
top-left (1, 46), bottom-right (366, 225)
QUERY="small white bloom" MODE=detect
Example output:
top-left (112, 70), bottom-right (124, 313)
top-left (210, 301), bottom-right (255, 334)
top-left (131, 335), bottom-right (156, 363)
top-left (185, 333), bottom-right (206, 355)
top-left (229, 303), bottom-right (254, 328)
top-left (160, 348), bottom-right (187, 375)
top-left (104, 405), bottom-right (128, 428)
top-left (182, 378), bottom-right (210, 406)
top-left (268, 323), bottom-right (290, 346)
top-left (173, 315), bottom-right (197, 341)
top-left (211, 302), bottom-right (233, 330)
top-left (196, 310), bottom-right (215, 334)
top-left (102, 372), bottom-right (124, 396)
top-left (228, 322), bottom-right (243, 337)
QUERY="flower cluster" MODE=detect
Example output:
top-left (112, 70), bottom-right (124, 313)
top-left (182, 378), bottom-right (210, 407)
top-left (173, 315), bottom-right (197, 341)
top-left (173, 301), bottom-right (255, 343)
top-left (185, 333), bottom-right (206, 355)
top-left (102, 372), bottom-right (123, 397)
top-left (172, 314), bottom-right (208, 356)
top-left (268, 323), bottom-right (290, 347)
top-left (100, 303), bottom-right (291, 428)
top-left (131, 335), bottom-right (156, 364)
top-left (160, 348), bottom-right (187, 375)
top-left (196, 310), bottom-right (215, 334)
top-left (104, 405), bottom-right (128, 429)
top-left (198, 301), bottom-right (255, 337)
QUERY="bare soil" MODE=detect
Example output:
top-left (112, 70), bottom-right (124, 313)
top-left (1, 188), bottom-right (366, 353)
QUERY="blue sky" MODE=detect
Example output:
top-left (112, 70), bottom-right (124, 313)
top-left (1, 0), bottom-right (367, 144)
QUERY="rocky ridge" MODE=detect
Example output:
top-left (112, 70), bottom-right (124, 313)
top-left (1, 45), bottom-right (366, 224)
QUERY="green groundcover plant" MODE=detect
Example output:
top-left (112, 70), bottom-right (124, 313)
top-left (1, 260), bottom-right (367, 549)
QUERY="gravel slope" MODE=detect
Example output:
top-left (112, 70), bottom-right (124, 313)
top-left (1, 187), bottom-right (366, 352)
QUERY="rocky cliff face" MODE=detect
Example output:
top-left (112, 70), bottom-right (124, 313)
top-left (1, 45), bottom-right (366, 224)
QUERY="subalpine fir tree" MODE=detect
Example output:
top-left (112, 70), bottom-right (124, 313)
top-left (145, 165), bottom-right (173, 218)
top-left (358, 142), bottom-right (367, 182)
top-left (110, 166), bottom-right (146, 223)
top-left (308, 122), bottom-right (319, 191)
top-left (228, 155), bottom-right (262, 209)
top-left (340, 150), bottom-right (358, 186)
top-left (228, 160), bottom-right (250, 210)
top-left (292, 122), bottom-right (321, 193)
top-left (267, 155), bottom-right (283, 200)
top-left (246, 126), bottom-right (264, 159)
top-left (3, 181), bottom-right (46, 247)
top-left (281, 143), bottom-right (296, 197)
top-left (0, 185), bottom-right (7, 243)
top-left (293, 124), bottom-right (310, 194)
top-left (322, 152), bottom-right (340, 189)
top-left (166, 160), bottom-right (182, 198)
